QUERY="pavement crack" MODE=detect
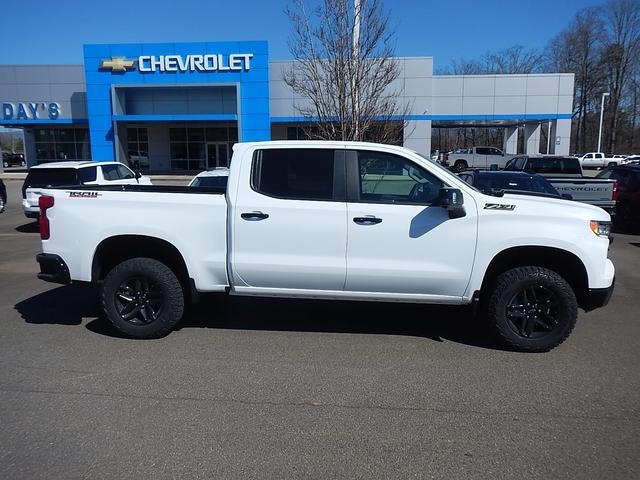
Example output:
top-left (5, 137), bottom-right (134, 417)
top-left (1, 385), bottom-right (638, 423)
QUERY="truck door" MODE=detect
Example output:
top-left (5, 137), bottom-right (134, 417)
top-left (474, 147), bottom-right (490, 169)
top-left (344, 149), bottom-right (477, 297)
top-left (231, 147), bottom-right (348, 291)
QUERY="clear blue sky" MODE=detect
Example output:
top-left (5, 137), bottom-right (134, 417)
top-left (0, 0), bottom-right (604, 68)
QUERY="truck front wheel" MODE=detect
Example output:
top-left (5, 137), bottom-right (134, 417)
top-left (485, 266), bottom-right (578, 352)
top-left (453, 160), bottom-right (468, 172)
top-left (101, 257), bottom-right (185, 338)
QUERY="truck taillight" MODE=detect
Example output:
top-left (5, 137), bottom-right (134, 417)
top-left (38, 195), bottom-right (54, 240)
top-left (612, 181), bottom-right (618, 202)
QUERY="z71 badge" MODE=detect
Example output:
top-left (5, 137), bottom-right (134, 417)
top-left (484, 203), bottom-right (515, 210)
top-left (68, 191), bottom-right (101, 198)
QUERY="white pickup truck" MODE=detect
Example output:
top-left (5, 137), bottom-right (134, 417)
top-left (578, 152), bottom-right (627, 169)
top-left (447, 146), bottom-right (515, 172)
top-left (34, 141), bottom-right (615, 352)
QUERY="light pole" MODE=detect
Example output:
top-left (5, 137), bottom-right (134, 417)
top-left (597, 92), bottom-right (610, 153)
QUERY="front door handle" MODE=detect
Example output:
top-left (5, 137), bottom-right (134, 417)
top-left (353, 215), bottom-right (382, 225)
top-left (241, 211), bottom-right (269, 221)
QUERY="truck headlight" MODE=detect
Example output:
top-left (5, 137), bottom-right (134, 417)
top-left (590, 220), bottom-right (612, 237)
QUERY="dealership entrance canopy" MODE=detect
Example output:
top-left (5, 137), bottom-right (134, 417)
top-left (0, 40), bottom-right (574, 170)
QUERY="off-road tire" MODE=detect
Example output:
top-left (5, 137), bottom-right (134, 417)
top-left (453, 160), bottom-right (468, 172)
top-left (101, 257), bottom-right (184, 339)
top-left (486, 266), bottom-right (578, 352)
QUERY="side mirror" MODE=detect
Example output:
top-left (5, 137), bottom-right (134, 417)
top-left (489, 164), bottom-right (499, 171)
top-left (435, 188), bottom-right (466, 219)
top-left (135, 171), bottom-right (142, 179)
top-left (561, 193), bottom-right (573, 200)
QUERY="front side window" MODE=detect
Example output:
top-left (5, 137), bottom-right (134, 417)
top-left (357, 151), bottom-right (443, 204)
top-left (116, 165), bottom-right (135, 179)
top-left (101, 165), bottom-right (120, 181)
top-left (252, 148), bottom-right (335, 201)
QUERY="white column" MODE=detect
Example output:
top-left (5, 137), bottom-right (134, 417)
top-left (524, 123), bottom-right (541, 155)
top-left (503, 127), bottom-right (518, 154)
top-left (403, 120), bottom-right (431, 156)
top-left (554, 119), bottom-right (571, 155)
top-left (23, 128), bottom-right (37, 168)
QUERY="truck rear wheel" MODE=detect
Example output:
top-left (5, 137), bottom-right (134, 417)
top-left (453, 160), bottom-right (468, 172)
top-left (101, 257), bottom-right (184, 338)
top-left (485, 266), bottom-right (577, 352)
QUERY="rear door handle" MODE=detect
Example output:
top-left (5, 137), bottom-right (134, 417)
top-left (353, 215), bottom-right (382, 225)
top-left (241, 211), bottom-right (269, 221)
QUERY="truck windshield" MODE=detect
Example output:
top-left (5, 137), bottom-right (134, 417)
top-left (475, 175), bottom-right (559, 196)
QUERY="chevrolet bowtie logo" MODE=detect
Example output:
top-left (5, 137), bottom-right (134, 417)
top-left (99, 56), bottom-right (137, 72)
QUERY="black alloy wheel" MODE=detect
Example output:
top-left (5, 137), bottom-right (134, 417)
top-left (114, 276), bottom-right (164, 325)
top-left (505, 285), bottom-right (559, 339)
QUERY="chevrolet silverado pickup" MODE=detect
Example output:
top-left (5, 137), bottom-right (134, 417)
top-left (34, 141), bottom-right (615, 352)
top-left (446, 146), bottom-right (515, 172)
top-left (504, 155), bottom-right (617, 213)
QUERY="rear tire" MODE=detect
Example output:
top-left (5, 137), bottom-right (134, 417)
top-left (485, 266), bottom-right (577, 352)
top-left (101, 257), bottom-right (184, 339)
top-left (453, 160), bottom-right (468, 173)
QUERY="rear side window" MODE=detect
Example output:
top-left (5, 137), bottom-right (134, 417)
top-left (24, 168), bottom-right (79, 188)
top-left (476, 147), bottom-right (491, 155)
top-left (78, 167), bottom-right (97, 184)
top-left (252, 148), bottom-right (335, 201)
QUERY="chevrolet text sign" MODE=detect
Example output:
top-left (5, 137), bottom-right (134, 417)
top-left (100, 54), bottom-right (254, 73)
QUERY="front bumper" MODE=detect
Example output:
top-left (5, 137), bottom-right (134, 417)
top-left (583, 277), bottom-right (615, 312)
top-left (36, 253), bottom-right (71, 285)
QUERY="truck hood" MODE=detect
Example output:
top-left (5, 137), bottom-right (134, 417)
top-left (480, 192), bottom-right (611, 222)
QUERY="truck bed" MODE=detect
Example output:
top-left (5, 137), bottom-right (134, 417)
top-left (39, 184), bottom-right (229, 291)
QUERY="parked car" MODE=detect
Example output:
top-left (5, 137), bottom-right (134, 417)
top-left (21, 161), bottom-right (152, 218)
top-left (577, 152), bottom-right (626, 169)
top-left (446, 146), bottom-right (515, 172)
top-left (3, 152), bottom-right (26, 168)
top-left (34, 141), bottom-right (614, 352)
top-left (458, 170), bottom-right (565, 199)
top-left (623, 155), bottom-right (640, 165)
top-left (504, 155), bottom-right (617, 213)
top-left (0, 179), bottom-right (6, 213)
top-left (596, 164), bottom-right (640, 230)
top-left (188, 167), bottom-right (230, 188)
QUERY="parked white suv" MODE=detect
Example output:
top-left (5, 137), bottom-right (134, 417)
top-left (22, 161), bottom-right (151, 218)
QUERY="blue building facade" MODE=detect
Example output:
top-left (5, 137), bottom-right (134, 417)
top-left (83, 41), bottom-right (269, 162)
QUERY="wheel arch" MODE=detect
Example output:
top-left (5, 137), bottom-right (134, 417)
top-left (92, 235), bottom-right (190, 289)
top-left (480, 246), bottom-right (589, 309)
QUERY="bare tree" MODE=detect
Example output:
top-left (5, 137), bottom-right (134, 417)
top-left (284, 0), bottom-right (408, 144)
top-left (483, 45), bottom-right (545, 74)
top-left (601, 0), bottom-right (640, 152)
top-left (547, 6), bottom-right (606, 152)
top-left (438, 45), bottom-right (544, 75)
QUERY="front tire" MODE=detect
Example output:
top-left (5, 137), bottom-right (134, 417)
top-left (453, 160), bottom-right (468, 173)
top-left (486, 267), bottom-right (577, 352)
top-left (101, 257), bottom-right (185, 338)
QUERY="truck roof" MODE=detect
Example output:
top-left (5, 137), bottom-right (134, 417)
top-left (29, 161), bottom-right (120, 170)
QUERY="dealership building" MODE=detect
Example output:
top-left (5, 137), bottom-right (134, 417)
top-left (0, 41), bottom-right (574, 171)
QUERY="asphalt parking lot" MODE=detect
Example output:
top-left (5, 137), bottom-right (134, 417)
top-left (0, 179), bottom-right (639, 479)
